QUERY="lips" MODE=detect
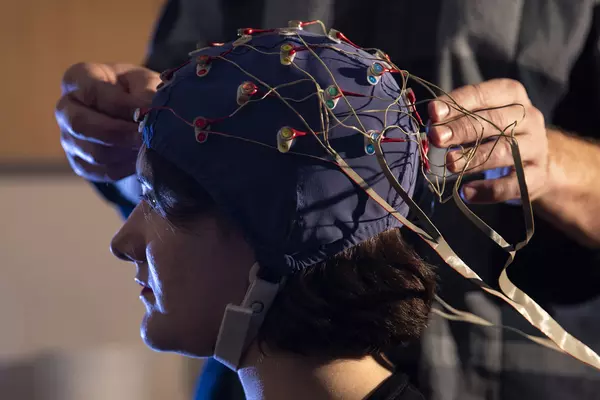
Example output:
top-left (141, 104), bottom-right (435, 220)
top-left (135, 278), bottom-right (149, 288)
top-left (135, 278), bottom-right (153, 296)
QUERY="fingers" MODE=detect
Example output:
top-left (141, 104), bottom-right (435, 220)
top-left (57, 62), bottom-right (156, 184)
top-left (429, 79), bottom-right (532, 123)
top-left (428, 79), bottom-right (535, 147)
top-left (461, 166), bottom-right (546, 204)
top-left (60, 131), bottom-right (139, 166)
top-left (424, 79), bottom-right (550, 204)
top-left (74, 79), bottom-right (143, 122)
top-left (446, 117), bottom-right (545, 174)
top-left (61, 62), bottom-right (151, 121)
top-left (55, 94), bottom-right (142, 148)
top-left (66, 153), bottom-right (137, 183)
top-left (429, 104), bottom-right (530, 148)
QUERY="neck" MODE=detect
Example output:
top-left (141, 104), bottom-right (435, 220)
top-left (237, 344), bottom-right (392, 400)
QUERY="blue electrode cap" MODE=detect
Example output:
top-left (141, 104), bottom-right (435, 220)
top-left (143, 30), bottom-right (420, 280)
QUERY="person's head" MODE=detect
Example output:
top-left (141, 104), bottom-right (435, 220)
top-left (111, 145), bottom-right (436, 359)
top-left (110, 25), bottom-right (436, 367)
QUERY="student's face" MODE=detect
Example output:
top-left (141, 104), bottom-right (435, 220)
top-left (109, 152), bottom-right (255, 357)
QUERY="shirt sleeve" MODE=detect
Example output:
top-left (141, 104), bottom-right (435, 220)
top-left (142, 0), bottom-right (227, 72)
top-left (551, 2), bottom-right (600, 138)
top-left (527, 1), bottom-right (600, 299)
top-left (143, 0), bottom-right (193, 72)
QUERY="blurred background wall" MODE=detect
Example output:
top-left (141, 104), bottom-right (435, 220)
top-left (0, 1), bottom-right (201, 399)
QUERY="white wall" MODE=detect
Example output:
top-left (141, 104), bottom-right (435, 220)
top-left (0, 175), bottom-right (201, 400)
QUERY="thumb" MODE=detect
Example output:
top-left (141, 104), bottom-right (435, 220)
top-left (116, 65), bottom-right (162, 106)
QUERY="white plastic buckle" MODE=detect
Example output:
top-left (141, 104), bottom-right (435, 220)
top-left (213, 264), bottom-right (280, 371)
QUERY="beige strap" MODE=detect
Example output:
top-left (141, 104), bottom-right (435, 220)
top-left (329, 137), bottom-right (600, 371)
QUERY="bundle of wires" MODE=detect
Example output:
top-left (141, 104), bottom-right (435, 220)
top-left (135, 20), bottom-right (600, 371)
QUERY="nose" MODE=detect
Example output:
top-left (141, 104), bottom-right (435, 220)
top-left (110, 205), bottom-right (146, 263)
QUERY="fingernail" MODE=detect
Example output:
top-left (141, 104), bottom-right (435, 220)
top-left (461, 185), bottom-right (477, 201)
top-left (433, 101), bottom-right (450, 120)
top-left (437, 125), bottom-right (453, 144)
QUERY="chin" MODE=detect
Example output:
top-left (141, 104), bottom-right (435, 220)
top-left (139, 312), bottom-right (214, 358)
top-left (140, 313), bottom-right (169, 352)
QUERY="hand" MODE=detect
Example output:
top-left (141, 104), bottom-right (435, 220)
top-left (427, 79), bottom-right (549, 204)
top-left (55, 63), bottom-right (161, 182)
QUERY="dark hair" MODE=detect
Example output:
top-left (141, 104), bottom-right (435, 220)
top-left (260, 229), bottom-right (436, 359)
top-left (144, 147), bottom-right (437, 359)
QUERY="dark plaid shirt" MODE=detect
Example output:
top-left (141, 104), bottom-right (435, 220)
top-left (131, 1), bottom-right (600, 399)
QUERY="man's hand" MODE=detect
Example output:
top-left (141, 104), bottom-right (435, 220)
top-left (55, 63), bottom-right (161, 182)
top-left (427, 78), bottom-right (549, 203)
top-left (427, 78), bottom-right (600, 248)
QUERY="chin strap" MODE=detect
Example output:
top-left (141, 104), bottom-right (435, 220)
top-left (213, 263), bottom-right (281, 371)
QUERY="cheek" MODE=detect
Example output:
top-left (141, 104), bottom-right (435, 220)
top-left (146, 239), bottom-right (203, 311)
top-left (146, 228), bottom-right (252, 317)
top-left (181, 235), bottom-right (253, 311)
top-left (141, 216), bottom-right (255, 355)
